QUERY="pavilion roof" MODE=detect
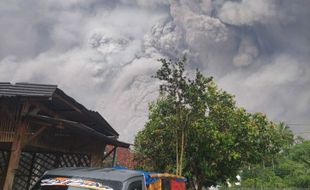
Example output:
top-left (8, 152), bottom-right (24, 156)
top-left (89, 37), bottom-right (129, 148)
top-left (0, 82), bottom-right (129, 148)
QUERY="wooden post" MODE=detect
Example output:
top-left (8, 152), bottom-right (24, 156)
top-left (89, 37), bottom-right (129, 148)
top-left (3, 121), bottom-right (27, 190)
top-left (112, 146), bottom-right (118, 167)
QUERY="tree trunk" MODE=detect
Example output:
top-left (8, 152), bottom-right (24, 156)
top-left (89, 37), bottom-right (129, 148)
top-left (179, 129), bottom-right (185, 176)
top-left (175, 106), bottom-right (181, 176)
top-left (176, 135), bottom-right (179, 175)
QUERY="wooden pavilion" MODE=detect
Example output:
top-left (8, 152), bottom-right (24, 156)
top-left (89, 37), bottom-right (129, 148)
top-left (0, 82), bottom-right (129, 190)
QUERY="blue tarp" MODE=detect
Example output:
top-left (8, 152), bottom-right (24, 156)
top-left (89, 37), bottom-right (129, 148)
top-left (139, 170), bottom-right (160, 185)
top-left (113, 166), bottom-right (159, 184)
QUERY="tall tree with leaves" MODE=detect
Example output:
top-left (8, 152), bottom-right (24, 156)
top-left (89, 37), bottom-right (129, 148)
top-left (155, 57), bottom-right (187, 176)
top-left (134, 57), bottom-right (294, 189)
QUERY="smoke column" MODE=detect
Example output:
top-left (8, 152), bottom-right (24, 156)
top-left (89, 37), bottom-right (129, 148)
top-left (0, 0), bottom-right (309, 142)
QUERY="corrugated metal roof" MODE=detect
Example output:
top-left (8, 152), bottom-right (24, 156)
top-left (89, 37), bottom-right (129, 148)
top-left (0, 82), bottom-right (57, 97)
top-left (0, 82), bottom-right (128, 146)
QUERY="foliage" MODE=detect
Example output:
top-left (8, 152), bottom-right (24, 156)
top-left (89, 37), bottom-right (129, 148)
top-left (240, 140), bottom-right (310, 189)
top-left (134, 57), bottom-right (294, 190)
top-left (134, 98), bottom-right (176, 172)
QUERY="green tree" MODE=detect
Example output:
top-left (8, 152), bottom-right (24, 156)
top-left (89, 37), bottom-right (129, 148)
top-left (134, 98), bottom-right (176, 172)
top-left (241, 140), bottom-right (310, 189)
top-left (134, 57), bottom-right (294, 190)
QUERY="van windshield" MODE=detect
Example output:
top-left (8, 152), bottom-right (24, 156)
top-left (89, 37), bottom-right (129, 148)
top-left (31, 175), bottom-right (123, 190)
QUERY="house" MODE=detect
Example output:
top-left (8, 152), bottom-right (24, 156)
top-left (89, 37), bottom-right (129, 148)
top-left (103, 145), bottom-right (137, 169)
top-left (0, 82), bottom-right (129, 189)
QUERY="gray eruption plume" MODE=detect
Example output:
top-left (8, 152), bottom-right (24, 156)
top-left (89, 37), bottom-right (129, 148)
top-left (0, 0), bottom-right (309, 142)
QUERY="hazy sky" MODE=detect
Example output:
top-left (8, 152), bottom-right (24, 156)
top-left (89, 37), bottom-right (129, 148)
top-left (0, 0), bottom-right (309, 142)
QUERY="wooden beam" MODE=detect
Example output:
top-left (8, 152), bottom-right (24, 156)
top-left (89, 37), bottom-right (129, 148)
top-left (3, 120), bottom-right (28, 190)
top-left (54, 94), bottom-right (82, 113)
top-left (29, 101), bottom-right (61, 118)
top-left (102, 146), bottom-right (117, 161)
top-left (26, 126), bottom-right (48, 144)
top-left (112, 146), bottom-right (118, 167)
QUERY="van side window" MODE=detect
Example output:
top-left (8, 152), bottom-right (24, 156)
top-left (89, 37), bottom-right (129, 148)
top-left (128, 180), bottom-right (142, 190)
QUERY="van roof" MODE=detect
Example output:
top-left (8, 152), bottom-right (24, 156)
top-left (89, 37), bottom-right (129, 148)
top-left (44, 167), bottom-right (144, 182)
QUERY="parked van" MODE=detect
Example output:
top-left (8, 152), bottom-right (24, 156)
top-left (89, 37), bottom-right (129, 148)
top-left (31, 167), bottom-right (146, 190)
top-left (31, 167), bottom-right (186, 190)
